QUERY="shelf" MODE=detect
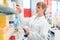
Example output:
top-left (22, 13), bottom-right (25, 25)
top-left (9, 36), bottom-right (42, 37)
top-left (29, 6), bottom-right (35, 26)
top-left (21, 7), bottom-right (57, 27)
top-left (0, 5), bottom-right (17, 15)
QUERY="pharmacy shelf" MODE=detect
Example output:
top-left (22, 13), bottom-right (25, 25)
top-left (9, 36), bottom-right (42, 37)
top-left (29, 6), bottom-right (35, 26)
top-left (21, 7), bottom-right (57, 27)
top-left (0, 5), bottom-right (17, 15)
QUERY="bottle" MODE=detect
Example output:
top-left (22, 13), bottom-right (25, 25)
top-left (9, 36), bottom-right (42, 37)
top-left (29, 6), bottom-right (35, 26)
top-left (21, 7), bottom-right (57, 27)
top-left (23, 35), bottom-right (28, 40)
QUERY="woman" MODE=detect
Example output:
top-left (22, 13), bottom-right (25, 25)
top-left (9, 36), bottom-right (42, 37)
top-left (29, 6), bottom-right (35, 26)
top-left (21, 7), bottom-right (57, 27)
top-left (19, 2), bottom-right (50, 40)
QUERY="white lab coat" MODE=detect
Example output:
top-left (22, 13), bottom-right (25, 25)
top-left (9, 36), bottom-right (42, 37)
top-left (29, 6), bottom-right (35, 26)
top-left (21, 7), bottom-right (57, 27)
top-left (18, 14), bottom-right (50, 40)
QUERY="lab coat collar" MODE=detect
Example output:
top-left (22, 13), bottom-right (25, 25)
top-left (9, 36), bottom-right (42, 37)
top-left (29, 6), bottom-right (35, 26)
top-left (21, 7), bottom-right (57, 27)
top-left (35, 14), bottom-right (45, 20)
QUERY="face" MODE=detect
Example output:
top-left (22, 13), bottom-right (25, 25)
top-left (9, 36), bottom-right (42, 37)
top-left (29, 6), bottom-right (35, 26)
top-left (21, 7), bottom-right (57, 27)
top-left (36, 6), bottom-right (44, 15)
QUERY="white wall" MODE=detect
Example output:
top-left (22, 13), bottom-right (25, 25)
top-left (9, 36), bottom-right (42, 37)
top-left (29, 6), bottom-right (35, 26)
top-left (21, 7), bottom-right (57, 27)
top-left (23, 0), bottom-right (30, 9)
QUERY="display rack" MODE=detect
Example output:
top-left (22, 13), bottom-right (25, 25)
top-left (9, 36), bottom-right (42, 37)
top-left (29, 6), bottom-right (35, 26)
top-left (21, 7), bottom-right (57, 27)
top-left (0, 5), bottom-right (17, 40)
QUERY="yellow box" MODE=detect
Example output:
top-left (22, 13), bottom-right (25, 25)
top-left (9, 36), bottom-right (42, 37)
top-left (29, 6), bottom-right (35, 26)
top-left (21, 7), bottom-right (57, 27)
top-left (0, 16), bottom-right (6, 40)
top-left (0, 16), bottom-right (6, 28)
top-left (3, 0), bottom-right (8, 5)
top-left (0, 29), bottom-right (4, 40)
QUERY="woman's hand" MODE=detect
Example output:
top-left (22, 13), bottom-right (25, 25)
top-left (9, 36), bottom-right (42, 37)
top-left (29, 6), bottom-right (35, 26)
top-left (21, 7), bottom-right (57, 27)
top-left (23, 28), bottom-right (30, 35)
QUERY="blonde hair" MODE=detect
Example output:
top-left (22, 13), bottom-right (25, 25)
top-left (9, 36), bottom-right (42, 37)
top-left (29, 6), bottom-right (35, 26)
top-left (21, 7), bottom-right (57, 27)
top-left (37, 2), bottom-right (47, 15)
